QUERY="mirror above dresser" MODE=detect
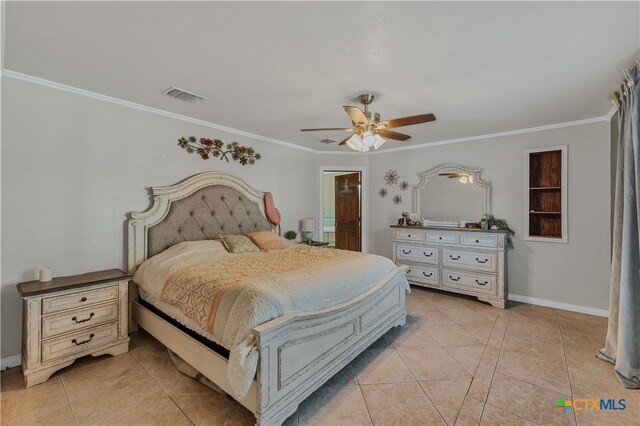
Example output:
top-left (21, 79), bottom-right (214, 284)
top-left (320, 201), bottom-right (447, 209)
top-left (412, 164), bottom-right (491, 224)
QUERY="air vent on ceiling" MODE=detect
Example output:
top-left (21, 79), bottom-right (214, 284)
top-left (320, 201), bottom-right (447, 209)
top-left (162, 87), bottom-right (207, 103)
top-left (320, 139), bottom-right (335, 144)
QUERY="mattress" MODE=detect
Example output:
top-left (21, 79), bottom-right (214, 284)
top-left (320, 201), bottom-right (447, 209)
top-left (133, 239), bottom-right (405, 399)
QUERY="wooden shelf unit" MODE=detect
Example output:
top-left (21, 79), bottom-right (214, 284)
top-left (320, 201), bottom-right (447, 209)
top-left (524, 146), bottom-right (567, 242)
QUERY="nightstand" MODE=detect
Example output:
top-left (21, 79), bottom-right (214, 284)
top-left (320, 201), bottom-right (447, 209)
top-left (300, 240), bottom-right (330, 247)
top-left (17, 269), bottom-right (131, 387)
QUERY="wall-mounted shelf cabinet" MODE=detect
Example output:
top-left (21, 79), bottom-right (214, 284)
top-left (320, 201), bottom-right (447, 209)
top-left (524, 146), bottom-right (567, 243)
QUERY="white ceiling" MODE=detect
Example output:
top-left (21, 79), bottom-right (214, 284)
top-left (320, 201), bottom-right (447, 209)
top-left (4, 1), bottom-right (639, 151)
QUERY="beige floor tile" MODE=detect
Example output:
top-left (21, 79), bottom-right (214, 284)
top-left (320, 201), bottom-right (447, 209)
top-left (51, 354), bottom-right (112, 379)
top-left (171, 391), bottom-right (230, 425)
top-left (149, 363), bottom-right (184, 393)
top-left (461, 324), bottom-right (494, 344)
top-left (496, 348), bottom-right (571, 395)
top-left (224, 399), bottom-right (255, 426)
top-left (486, 321), bottom-right (508, 349)
top-left (480, 404), bottom-right (536, 426)
top-left (502, 330), bottom-right (566, 364)
top-left (411, 307), bottom-right (455, 326)
top-left (478, 346), bottom-right (500, 371)
top-left (509, 302), bottom-right (558, 320)
top-left (437, 306), bottom-right (497, 325)
top-left (130, 339), bottom-right (175, 374)
top-left (487, 372), bottom-right (575, 425)
top-left (508, 312), bottom-right (560, 336)
top-left (444, 346), bottom-right (486, 375)
top-left (361, 382), bottom-right (446, 425)
top-left (385, 321), bottom-right (441, 349)
top-left (467, 367), bottom-right (494, 402)
top-left (61, 353), bottom-right (146, 401)
top-left (397, 347), bottom-right (471, 381)
top-left (323, 364), bottom-right (358, 387)
top-left (298, 385), bottom-right (372, 426)
top-left (95, 391), bottom-right (190, 425)
top-left (366, 335), bottom-right (393, 351)
top-left (129, 328), bottom-right (158, 351)
top-left (0, 377), bottom-right (69, 425)
top-left (69, 370), bottom-right (162, 425)
top-left (351, 349), bottom-right (415, 385)
top-left (557, 310), bottom-right (608, 336)
top-left (0, 366), bottom-right (24, 392)
top-left (455, 396), bottom-right (485, 426)
top-left (29, 404), bottom-right (76, 426)
top-left (426, 324), bottom-right (485, 347)
top-left (171, 375), bottom-right (222, 395)
top-left (420, 378), bottom-right (472, 425)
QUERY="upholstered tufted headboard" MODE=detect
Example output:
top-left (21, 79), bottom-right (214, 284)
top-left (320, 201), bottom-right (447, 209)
top-left (128, 172), bottom-right (274, 272)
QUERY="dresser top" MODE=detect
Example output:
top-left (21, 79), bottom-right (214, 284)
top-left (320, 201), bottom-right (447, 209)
top-left (390, 225), bottom-right (510, 233)
top-left (17, 269), bottom-right (131, 297)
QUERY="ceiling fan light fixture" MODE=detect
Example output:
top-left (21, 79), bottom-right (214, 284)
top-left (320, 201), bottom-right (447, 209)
top-left (373, 134), bottom-right (386, 150)
top-left (346, 134), bottom-right (366, 152)
top-left (362, 131), bottom-right (376, 148)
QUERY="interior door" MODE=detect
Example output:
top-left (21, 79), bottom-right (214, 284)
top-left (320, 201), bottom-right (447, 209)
top-left (335, 172), bottom-right (361, 252)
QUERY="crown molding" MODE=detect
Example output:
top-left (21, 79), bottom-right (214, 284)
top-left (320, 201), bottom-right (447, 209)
top-left (1, 68), bottom-right (318, 154)
top-left (370, 114), bottom-right (611, 155)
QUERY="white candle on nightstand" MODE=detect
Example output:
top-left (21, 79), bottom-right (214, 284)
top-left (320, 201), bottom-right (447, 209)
top-left (38, 267), bottom-right (52, 282)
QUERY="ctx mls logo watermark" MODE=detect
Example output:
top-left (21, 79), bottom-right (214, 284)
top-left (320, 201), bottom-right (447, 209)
top-left (555, 397), bottom-right (626, 414)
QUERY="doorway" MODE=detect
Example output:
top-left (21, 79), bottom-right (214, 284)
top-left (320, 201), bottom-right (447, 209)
top-left (319, 169), bottom-right (365, 251)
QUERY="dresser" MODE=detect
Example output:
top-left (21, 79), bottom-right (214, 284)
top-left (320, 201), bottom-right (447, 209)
top-left (17, 269), bottom-right (131, 387)
top-left (391, 226), bottom-right (508, 308)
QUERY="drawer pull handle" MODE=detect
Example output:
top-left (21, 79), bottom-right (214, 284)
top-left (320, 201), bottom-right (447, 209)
top-left (402, 249), bottom-right (412, 255)
top-left (450, 276), bottom-right (461, 281)
top-left (72, 313), bottom-right (95, 323)
top-left (475, 280), bottom-right (488, 286)
top-left (438, 237), bottom-right (443, 240)
top-left (475, 258), bottom-right (488, 264)
top-left (423, 252), bottom-right (433, 257)
top-left (80, 297), bottom-right (87, 302)
top-left (72, 334), bottom-right (95, 346)
top-left (406, 269), bottom-right (411, 274)
top-left (423, 272), bottom-right (433, 277)
top-left (449, 255), bottom-right (461, 260)
top-left (408, 234), bottom-right (411, 238)
top-left (475, 240), bottom-right (480, 243)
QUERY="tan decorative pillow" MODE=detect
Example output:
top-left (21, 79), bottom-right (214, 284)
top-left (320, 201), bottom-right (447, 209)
top-left (219, 234), bottom-right (260, 254)
top-left (247, 231), bottom-right (289, 251)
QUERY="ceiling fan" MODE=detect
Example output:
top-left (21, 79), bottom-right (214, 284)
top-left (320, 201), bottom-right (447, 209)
top-left (301, 93), bottom-right (436, 152)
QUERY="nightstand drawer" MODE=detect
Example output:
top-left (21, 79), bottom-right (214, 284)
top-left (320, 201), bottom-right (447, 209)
top-left (42, 302), bottom-right (119, 339)
top-left (42, 286), bottom-right (119, 314)
top-left (41, 322), bottom-right (119, 363)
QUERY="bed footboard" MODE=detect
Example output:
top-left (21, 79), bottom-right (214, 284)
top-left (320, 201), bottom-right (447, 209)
top-left (254, 265), bottom-right (408, 425)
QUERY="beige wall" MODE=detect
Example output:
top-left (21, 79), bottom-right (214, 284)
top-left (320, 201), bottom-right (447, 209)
top-left (369, 121), bottom-right (611, 310)
top-left (0, 77), bottom-right (317, 358)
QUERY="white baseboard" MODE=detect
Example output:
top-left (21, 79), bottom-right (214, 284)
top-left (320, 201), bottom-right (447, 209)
top-left (1, 354), bottom-right (21, 370)
top-left (509, 293), bottom-right (609, 317)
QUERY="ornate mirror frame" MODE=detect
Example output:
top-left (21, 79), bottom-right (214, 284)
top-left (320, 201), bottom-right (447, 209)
top-left (412, 163), bottom-right (492, 218)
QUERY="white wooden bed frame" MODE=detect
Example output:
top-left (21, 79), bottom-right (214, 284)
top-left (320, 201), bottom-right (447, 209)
top-left (127, 172), bottom-right (408, 426)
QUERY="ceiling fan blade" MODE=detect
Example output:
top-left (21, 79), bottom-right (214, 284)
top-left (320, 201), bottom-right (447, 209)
top-left (338, 135), bottom-right (353, 145)
top-left (300, 128), bottom-right (354, 132)
top-left (343, 106), bottom-right (368, 126)
top-left (378, 113), bottom-right (436, 129)
top-left (377, 129), bottom-right (411, 141)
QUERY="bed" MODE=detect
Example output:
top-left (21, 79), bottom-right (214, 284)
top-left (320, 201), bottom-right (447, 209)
top-left (127, 172), bottom-right (408, 426)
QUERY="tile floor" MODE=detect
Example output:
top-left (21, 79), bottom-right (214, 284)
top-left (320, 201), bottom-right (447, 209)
top-left (2, 287), bottom-right (638, 425)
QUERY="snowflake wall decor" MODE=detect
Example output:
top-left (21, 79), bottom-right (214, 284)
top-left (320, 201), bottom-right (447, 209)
top-left (392, 195), bottom-right (402, 205)
top-left (378, 188), bottom-right (388, 198)
top-left (384, 170), bottom-right (399, 186)
top-left (399, 181), bottom-right (409, 191)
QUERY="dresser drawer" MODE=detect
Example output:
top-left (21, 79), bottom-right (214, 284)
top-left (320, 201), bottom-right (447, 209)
top-left (41, 322), bottom-right (119, 363)
top-left (404, 264), bottom-right (439, 286)
top-left (443, 250), bottom-right (497, 272)
top-left (42, 302), bottom-right (119, 339)
top-left (42, 286), bottom-right (119, 314)
top-left (425, 231), bottom-right (457, 244)
top-left (396, 245), bottom-right (438, 264)
top-left (443, 270), bottom-right (495, 295)
top-left (395, 230), bottom-right (423, 241)
top-left (459, 233), bottom-right (499, 248)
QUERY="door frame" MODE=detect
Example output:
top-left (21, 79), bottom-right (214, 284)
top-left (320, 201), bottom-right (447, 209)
top-left (318, 166), bottom-right (368, 252)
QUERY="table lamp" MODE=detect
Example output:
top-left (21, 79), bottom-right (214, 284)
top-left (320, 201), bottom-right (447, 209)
top-left (301, 218), bottom-right (315, 244)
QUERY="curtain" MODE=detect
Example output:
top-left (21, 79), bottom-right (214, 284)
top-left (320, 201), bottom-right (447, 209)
top-left (597, 61), bottom-right (640, 389)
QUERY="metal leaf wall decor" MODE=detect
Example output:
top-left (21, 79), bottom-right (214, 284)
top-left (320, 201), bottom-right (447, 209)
top-left (178, 137), bottom-right (261, 165)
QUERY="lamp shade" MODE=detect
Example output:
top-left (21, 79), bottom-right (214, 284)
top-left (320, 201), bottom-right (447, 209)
top-left (301, 218), bottom-right (315, 232)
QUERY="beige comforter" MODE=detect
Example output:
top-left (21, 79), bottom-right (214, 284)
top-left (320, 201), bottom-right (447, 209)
top-left (133, 240), bottom-right (407, 399)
